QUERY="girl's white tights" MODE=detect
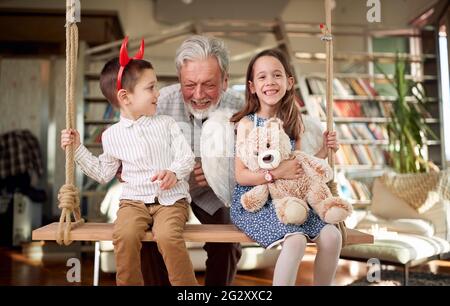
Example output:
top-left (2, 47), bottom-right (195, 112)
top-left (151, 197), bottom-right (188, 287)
top-left (272, 225), bottom-right (342, 286)
top-left (273, 234), bottom-right (307, 286)
top-left (313, 224), bottom-right (342, 285)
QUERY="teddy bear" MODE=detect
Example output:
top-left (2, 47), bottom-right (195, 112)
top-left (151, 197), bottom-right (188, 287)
top-left (236, 117), bottom-right (353, 225)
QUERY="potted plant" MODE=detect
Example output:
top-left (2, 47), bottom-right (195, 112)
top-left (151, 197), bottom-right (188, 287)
top-left (376, 54), bottom-right (438, 173)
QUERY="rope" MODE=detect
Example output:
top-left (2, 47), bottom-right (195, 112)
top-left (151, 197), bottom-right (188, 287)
top-left (56, 0), bottom-right (84, 245)
top-left (321, 0), bottom-right (347, 246)
top-left (323, 0), bottom-right (335, 171)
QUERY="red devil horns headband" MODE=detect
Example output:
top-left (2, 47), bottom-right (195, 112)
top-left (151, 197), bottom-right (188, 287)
top-left (117, 36), bottom-right (145, 91)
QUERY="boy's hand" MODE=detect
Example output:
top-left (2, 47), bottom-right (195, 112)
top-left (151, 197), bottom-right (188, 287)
top-left (61, 128), bottom-right (81, 151)
top-left (151, 170), bottom-right (178, 190)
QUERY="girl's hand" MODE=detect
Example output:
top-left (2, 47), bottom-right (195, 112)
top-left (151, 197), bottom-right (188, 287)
top-left (151, 170), bottom-right (178, 190)
top-left (60, 128), bottom-right (81, 151)
top-left (321, 131), bottom-right (339, 153)
top-left (272, 159), bottom-right (303, 180)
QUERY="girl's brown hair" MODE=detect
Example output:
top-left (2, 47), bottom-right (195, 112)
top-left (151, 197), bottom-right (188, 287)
top-left (230, 49), bottom-right (303, 140)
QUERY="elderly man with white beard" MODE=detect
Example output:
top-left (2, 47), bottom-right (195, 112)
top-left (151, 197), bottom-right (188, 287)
top-left (140, 35), bottom-right (244, 286)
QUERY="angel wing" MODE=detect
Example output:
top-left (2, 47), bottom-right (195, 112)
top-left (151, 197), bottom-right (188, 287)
top-left (200, 109), bottom-right (236, 207)
top-left (300, 114), bottom-right (331, 170)
top-left (301, 114), bottom-right (325, 155)
top-left (99, 181), bottom-right (122, 222)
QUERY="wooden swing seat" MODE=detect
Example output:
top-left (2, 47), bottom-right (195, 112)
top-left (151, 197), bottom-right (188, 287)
top-left (32, 222), bottom-right (373, 245)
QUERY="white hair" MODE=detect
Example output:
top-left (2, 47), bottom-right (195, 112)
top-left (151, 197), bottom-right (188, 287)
top-left (175, 35), bottom-right (229, 79)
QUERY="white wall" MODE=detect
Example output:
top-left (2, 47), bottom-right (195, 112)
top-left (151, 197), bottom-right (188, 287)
top-left (0, 59), bottom-right (50, 140)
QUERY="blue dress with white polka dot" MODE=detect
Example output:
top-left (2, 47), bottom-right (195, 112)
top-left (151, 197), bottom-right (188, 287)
top-left (230, 113), bottom-right (328, 249)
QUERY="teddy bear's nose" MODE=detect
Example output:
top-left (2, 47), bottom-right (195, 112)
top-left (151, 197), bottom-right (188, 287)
top-left (258, 150), bottom-right (281, 169)
top-left (263, 155), bottom-right (274, 163)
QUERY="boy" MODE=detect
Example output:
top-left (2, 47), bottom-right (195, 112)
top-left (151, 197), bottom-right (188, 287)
top-left (61, 38), bottom-right (197, 286)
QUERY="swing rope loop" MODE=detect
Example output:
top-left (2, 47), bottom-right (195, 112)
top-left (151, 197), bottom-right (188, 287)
top-left (56, 0), bottom-right (84, 246)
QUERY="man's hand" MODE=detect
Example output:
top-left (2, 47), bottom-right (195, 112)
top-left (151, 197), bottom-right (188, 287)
top-left (188, 161), bottom-right (209, 190)
top-left (151, 170), bottom-right (178, 190)
top-left (115, 164), bottom-right (124, 183)
top-left (60, 128), bottom-right (80, 151)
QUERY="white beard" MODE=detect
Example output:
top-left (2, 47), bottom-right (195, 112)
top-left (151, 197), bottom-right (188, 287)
top-left (186, 101), bottom-right (219, 120)
top-left (186, 92), bottom-right (223, 120)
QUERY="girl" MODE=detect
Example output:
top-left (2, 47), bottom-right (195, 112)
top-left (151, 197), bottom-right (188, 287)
top-left (230, 49), bottom-right (341, 286)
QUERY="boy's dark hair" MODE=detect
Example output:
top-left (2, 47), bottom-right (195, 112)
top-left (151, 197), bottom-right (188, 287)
top-left (99, 58), bottom-right (153, 107)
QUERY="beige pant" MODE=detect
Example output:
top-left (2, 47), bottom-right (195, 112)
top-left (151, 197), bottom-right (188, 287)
top-left (112, 198), bottom-right (198, 286)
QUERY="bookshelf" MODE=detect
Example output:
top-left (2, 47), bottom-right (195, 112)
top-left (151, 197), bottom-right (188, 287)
top-left (296, 27), bottom-right (443, 208)
top-left (79, 88), bottom-right (114, 221)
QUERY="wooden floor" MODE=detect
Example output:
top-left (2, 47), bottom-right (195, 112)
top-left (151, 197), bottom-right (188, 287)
top-left (1, 244), bottom-right (450, 286)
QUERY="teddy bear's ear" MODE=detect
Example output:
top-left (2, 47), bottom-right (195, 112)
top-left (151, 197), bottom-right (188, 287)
top-left (265, 117), bottom-right (284, 131)
top-left (276, 120), bottom-right (284, 131)
top-left (264, 117), bottom-right (278, 124)
top-left (275, 121), bottom-right (290, 140)
top-left (271, 117), bottom-right (284, 126)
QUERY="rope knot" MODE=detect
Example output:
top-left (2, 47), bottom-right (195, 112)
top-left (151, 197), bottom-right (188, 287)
top-left (56, 184), bottom-right (84, 245)
top-left (58, 184), bottom-right (80, 211)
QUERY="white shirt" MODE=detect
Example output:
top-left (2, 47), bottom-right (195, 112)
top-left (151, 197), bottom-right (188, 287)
top-left (75, 115), bottom-right (195, 205)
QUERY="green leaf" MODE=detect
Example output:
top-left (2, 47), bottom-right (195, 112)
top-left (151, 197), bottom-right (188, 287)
top-left (382, 53), bottom-right (434, 173)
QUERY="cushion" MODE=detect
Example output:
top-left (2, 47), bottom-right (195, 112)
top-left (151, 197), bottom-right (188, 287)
top-left (341, 233), bottom-right (450, 264)
top-left (371, 178), bottom-right (450, 240)
top-left (371, 178), bottom-right (425, 219)
top-left (356, 212), bottom-right (434, 237)
top-left (379, 171), bottom-right (441, 213)
top-left (421, 199), bottom-right (450, 240)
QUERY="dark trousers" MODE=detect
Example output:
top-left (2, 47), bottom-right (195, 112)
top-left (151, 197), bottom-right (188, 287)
top-left (140, 204), bottom-right (242, 286)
